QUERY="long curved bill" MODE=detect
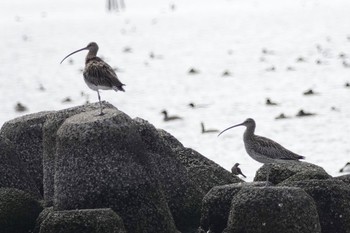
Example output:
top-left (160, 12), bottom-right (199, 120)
top-left (60, 47), bottom-right (87, 64)
top-left (218, 122), bottom-right (244, 137)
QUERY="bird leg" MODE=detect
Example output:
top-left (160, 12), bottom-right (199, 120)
top-left (265, 164), bottom-right (271, 187)
top-left (97, 90), bottom-right (104, 116)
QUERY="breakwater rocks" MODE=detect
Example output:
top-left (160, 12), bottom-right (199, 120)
top-left (0, 102), bottom-right (349, 233)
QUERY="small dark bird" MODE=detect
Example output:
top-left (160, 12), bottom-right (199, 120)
top-left (296, 56), bottom-right (306, 62)
top-left (170, 4), bottom-right (176, 11)
top-left (61, 97), bottom-right (72, 103)
top-left (331, 106), bottom-right (340, 112)
top-left (60, 42), bottom-right (125, 115)
top-left (222, 70), bottom-right (232, 77)
top-left (303, 89), bottom-right (317, 95)
top-left (339, 162), bottom-right (350, 173)
top-left (275, 113), bottom-right (289, 120)
top-left (123, 46), bottom-right (132, 53)
top-left (218, 118), bottom-right (304, 185)
top-left (315, 59), bottom-right (323, 65)
top-left (149, 52), bottom-right (163, 59)
top-left (338, 53), bottom-right (347, 59)
top-left (265, 66), bottom-right (276, 72)
top-left (343, 61), bottom-right (350, 68)
top-left (296, 109), bottom-right (316, 117)
top-left (201, 122), bottom-right (219, 134)
top-left (286, 66), bottom-right (296, 71)
top-left (231, 163), bottom-right (246, 178)
top-left (265, 98), bottom-right (278, 106)
top-left (15, 102), bottom-right (28, 112)
top-left (68, 58), bottom-right (74, 65)
top-left (188, 102), bottom-right (208, 109)
top-left (262, 48), bottom-right (274, 55)
top-left (345, 82), bottom-right (350, 88)
top-left (38, 84), bottom-right (45, 91)
top-left (188, 67), bottom-right (199, 74)
top-left (161, 110), bottom-right (182, 121)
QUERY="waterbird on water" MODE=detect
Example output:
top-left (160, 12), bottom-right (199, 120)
top-left (303, 89), bottom-right (317, 95)
top-left (161, 110), bottom-right (183, 121)
top-left (231, 163), bottom-right (246, 178)
top-left (188, 102), bottom-right (208, 109)
top-left (265, 98), bottom-right (278, 106)
top-left (218, 118), bottom-right (304, 186)
top-left (60, 42), bottom-right (125, 115)
top-left (201, 122), bottom-right (219, 134)
top-left (296, 109), bottom-right (316, 117)
top-left (15, 102), bottom-right (28, 112)
top-left (275, 113), bottom-right (289, 120)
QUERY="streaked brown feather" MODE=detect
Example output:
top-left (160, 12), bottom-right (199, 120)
top-left (84, 57), bottom-right (125, 91)
top-left (249, 135), bottom-right (303, 160)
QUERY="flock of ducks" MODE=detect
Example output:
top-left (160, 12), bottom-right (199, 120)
top-left (159, 88), bottom-right (322, 134)
top-left (160, 109), bottom-right (220, 134)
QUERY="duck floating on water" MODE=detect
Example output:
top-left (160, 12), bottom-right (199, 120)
top-left (161, 110), bottom-right (183, 122)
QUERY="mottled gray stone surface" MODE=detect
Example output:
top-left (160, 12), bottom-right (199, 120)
top-left (200, 182), bottom-right (266, 233)
top-left (334, 174), bottom-right (350, 185)
top-left (254, 162), bottom-right (331, 185)
top-left (159, 129), bottom-right (240, 194)
top-left (281, 179), bottom-right (350, 233)
top-left (174, 147), bottom-right (241, 194)
top-left (0, 101), bottom-right (242, 232)
top-left (42, 102), bottom-right (236, 232)
top-left (54, 108), bottom-right (177, 233)
top-left (0, 188), bottom-right (43, 233)
top-left (33, 207), bottom-right (53, 233)
top-left (134, 118), bottom-right (204, 232)
top-left (39, 209), bottom-right (126, 233)
top-left (0, 135), bottom-right (41, 198)
top-left (0, 111), bottom-right (53, 195)
top-left (223, 186), bottom-right (321, 233)
top-left (43, 101), bottom-right (114, 206)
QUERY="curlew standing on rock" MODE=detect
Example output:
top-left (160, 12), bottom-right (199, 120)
top-left (60, 42), bottom-right (125, 115)
top-left (218, 118), bottom-right (304, 186)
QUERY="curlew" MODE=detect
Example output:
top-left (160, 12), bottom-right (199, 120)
top-left (231, 163), bottom-right (246, 178)
top-left (201, 122), bottom-right (219, 134)
top-left (60, 42), bottom-right (125, 115)
top-left (161, 110), bottom-right (182, 122)
top-left (218, 118), bottom-right (304, 185)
